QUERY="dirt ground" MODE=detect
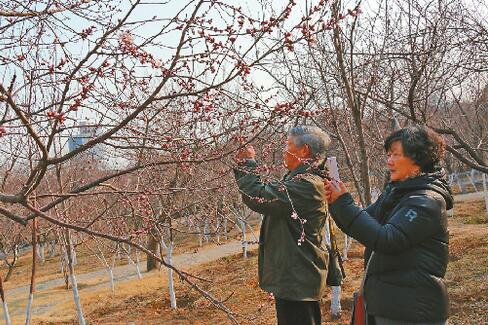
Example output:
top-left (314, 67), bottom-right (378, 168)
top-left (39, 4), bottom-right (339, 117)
top-left (2, 217), bottom-right (260, 290)
top-left (6, 200), bottom-right (488, 325)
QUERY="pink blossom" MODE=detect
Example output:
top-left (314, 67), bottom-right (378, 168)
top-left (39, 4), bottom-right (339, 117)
top-left (120, 31), bottom-right (134, 44)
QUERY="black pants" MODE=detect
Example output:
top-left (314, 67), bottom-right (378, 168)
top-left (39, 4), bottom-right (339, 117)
top-left (275, 297), bottom-right (321, 325)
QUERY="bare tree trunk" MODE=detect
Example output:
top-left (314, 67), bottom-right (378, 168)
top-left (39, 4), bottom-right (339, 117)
top-left (161, 238), bottom-right (177, 309)
top-left (167, 242), bottom-right (176, 309)
top-left (315, 90), bottom-right (366, 207)
top-left (3, 244), bottom-right (19, 283)
top-left (238, 218), bottom-right (248, 258)
top-left (483, 173), bottom-right (488, 214)
top-left (125, 246), bottom-right (143, 279)
top-left (48, 240), bottom-right (57, 258)
top-left (60, 247), bottom-right (70, 289)
top-left (215, 217), bottom-right (221, 244)
top-left (65, 230), bottom-right (85, 325)
top-left (343, 234), bottom-right (352, 261)
top-left (330, 285), bottom-right (342, 318)
top-left (204, 219), bottom-right (210, 243)
top-left (135, 251), bottom-right (142, 276)
top-left (351, 102), bottom-right (372, 206)
top-left (36, 242), bottom-right (45, 264)
top-left (146, 232), bottom-right (160, 272)
top-left (25, 218), bottom-right (37, 325)
top-left (0, 276), bottom-right (11, 325)
top-left (4, 262), bottom-right (15, 283)
top-left (331, 1), bottom-right (372, 206)
top-left (197, 224), bottom-right (203, 247)
top-left (223, 217), bottom-right (228, 241)
top-left (71, 244), bottom-right (77, 266)
top-left (108, 268), bottom-right (115, 293)
top-left (332, 121), bottom-right (367, 207)
top-left (108, 247), bottom-right (118, 293)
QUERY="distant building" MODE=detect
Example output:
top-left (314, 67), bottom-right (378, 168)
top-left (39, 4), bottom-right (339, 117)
top-left (67, 120), bottom-right (101, 158)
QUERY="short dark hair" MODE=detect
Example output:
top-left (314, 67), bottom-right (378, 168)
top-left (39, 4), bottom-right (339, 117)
top-left (384, 126), bottom-right (446, 172)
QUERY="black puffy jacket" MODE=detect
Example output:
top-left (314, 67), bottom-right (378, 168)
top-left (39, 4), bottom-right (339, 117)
top-left (329, 170), bottom-right (453, 322)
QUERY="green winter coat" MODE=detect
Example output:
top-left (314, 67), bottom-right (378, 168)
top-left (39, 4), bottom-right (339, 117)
top-left (234, 160), bottom-right (328, 301)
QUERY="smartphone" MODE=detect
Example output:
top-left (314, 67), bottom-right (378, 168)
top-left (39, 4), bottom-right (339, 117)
top-left (326, 157), bottom-right (341, 190)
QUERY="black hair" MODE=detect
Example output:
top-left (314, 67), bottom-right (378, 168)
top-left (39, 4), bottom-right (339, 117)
top-left (384, 125), bottom-right (446, 173)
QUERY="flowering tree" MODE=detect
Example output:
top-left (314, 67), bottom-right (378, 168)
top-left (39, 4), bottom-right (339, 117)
top-left (270, 0), bottom-right (488, 204)
top-left (263, 0), bottom-right (488, 318)
top-left (0, 0), bottom-right (344, 322)
top-left (3, 0), bottom-right (485, 322)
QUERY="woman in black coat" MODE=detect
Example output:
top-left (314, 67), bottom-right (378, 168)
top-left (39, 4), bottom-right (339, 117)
top-left (325, 126), bottom-right (452, 325)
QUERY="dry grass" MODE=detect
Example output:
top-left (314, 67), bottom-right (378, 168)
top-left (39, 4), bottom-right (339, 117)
top-left (1, 218), bottom-right (260, 291)
top-left (445, 201), bottom-right (488, 325)
top-left (32, 247), bottom-right (362, 325)
top-left (1, 246), bottom-right (114, 289)
top-left (7, 202), bottom-right (488, 325)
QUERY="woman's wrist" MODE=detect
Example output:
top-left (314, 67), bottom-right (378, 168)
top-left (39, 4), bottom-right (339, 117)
top-left (330, 192), bottom-right (353, 206)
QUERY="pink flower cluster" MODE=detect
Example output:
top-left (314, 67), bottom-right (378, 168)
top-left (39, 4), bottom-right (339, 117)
top-left (297, 230), bottom-right (306, 246)
top-left (284, 32), bottom-right (294, 51)
top-left (119, 31), bottom-right (162, 69)
top-left (47, 111), bottom-right (66, 123)
top-left (291, 211), bottom-right (307, 246)
top-left (80, 26), bottom-right (95, 39)
top-left (322, 5), bottom-right (362, 30)
top-left (273, 101), bottom-right (294, 112)
top-left (235, 60), bottom-right (251, 77)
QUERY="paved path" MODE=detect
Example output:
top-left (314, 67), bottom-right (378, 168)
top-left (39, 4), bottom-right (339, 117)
top-left (1, 236), bottom-right (258, 322)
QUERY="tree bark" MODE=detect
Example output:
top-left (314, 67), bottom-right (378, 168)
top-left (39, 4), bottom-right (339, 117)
top-left (25, 218), bottom-right (37, 325)
top-left (146, 232), bottom-right (160, 271)
top-left (331, 2), bottom-right (372, 206)
top-left (0, 275), bottom-right (11, 325)
top-left (65, 230), bottom-right (86, 325)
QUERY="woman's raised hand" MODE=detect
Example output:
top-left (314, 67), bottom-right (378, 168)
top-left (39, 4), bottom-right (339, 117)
top-left (324, 179), bottom-right (347, 204)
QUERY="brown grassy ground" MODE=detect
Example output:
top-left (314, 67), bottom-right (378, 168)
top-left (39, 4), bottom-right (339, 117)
top-left (2, 218), bottom-right (260, 290)
top-left (16, 201), bottom-right (488, 324)
top-left (2, 245), bottom-right (120, 289)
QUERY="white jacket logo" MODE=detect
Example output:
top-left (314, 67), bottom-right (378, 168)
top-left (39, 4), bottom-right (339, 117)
top-left (405, 209), bottom-right (418, 222)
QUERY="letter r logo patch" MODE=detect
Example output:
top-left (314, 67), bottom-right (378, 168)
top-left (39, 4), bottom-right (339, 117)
top-left (405, 209), bottom-right (417, 222)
